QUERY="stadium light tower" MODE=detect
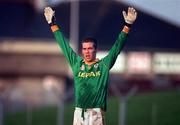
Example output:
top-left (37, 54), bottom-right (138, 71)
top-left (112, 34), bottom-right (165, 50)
top-left (111, 84), bottom-right (138, 125)
top-left (0, 96), bottom-right (4, 125)
top-left (70, 0), bottom-right (79, 52)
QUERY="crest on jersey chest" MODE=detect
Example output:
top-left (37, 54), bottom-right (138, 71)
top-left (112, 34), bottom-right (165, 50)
top-left (80, 64), bottom-right (85, 70)
top-left (94, 63), bottom-right (99, 69)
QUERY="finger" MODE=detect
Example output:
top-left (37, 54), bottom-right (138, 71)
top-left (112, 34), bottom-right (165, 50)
top-left (128, 7), bottom-right (131, 14)
top-left (44, 7), bottom-right (50, 13)
top-left (44, 7), bottom-right (48, 12)
top-left (45, 7), bottom-right (50, 11)
top-left (129, 7), bottom-right (134, 14)
top-left (134, 11), bottom-right (137, 18)
top-left (46, 7), bottom-right (53, 12)
top-left (132, 8), bottom-right (136, 14)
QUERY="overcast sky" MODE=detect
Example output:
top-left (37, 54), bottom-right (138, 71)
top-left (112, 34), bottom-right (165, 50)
top-left (119, 0), bottom-right (180, 27)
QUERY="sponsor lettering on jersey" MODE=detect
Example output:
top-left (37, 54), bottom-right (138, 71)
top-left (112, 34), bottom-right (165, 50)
top-left (78, 71), bottom-right (101, 78)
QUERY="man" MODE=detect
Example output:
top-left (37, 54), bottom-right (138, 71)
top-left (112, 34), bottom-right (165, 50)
top-left (44, 6), bottom-right (137, 125)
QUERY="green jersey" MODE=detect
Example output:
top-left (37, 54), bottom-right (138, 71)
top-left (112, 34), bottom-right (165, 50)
top-left (51, 25), bottom-right (128, 111)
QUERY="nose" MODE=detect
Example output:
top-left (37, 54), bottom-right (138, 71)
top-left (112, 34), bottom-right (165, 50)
top-left (85, 49), bottom-right (89, 53)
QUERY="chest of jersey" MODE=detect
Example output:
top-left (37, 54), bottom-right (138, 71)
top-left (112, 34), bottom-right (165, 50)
top-left (77, 63), bottom-right (101, 78)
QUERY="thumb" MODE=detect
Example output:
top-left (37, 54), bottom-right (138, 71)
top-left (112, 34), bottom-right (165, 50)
top-left (122, 11), bottom-right (127, 19)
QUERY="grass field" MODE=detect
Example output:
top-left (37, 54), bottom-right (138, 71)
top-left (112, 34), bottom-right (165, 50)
top-left (4, 90), bottom-right (180, 125)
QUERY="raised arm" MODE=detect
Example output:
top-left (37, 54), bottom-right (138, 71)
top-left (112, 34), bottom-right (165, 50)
top-left (102, 7), bottom-right (137, 69)
top-left (44, 7), bottom-right (81, 68)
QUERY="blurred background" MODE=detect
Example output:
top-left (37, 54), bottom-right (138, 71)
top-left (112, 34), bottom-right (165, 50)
top-left (0, 0), bottom-right (180, 125)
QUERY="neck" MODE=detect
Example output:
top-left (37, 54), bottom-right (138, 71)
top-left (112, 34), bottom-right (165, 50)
top-left (84, 58), bottom-right (99, 65)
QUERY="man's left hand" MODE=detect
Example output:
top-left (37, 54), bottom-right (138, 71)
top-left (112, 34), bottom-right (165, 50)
top-left (122, 7), bottom-right (137, 24)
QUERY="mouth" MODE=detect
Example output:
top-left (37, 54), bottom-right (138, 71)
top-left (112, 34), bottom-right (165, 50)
top-left (85, 55), bottom-right (90, 58)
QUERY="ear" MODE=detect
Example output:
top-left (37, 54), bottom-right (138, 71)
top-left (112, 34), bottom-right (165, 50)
top-left (95, 48), bottom-right (98, 53)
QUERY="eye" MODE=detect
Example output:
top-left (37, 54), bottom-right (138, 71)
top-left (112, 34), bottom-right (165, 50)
top-left (88, 47), bottom-right (93, 50)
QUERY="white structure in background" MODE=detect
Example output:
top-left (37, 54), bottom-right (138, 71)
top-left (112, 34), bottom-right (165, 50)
top-left (97, 51), bottom-right (126, 73)
top-left (127, 52), bottom-right (152, 74)
top-left (153, 53), bottom-right (180, 74)
top-left (43, 76), bottom-right (65, 104)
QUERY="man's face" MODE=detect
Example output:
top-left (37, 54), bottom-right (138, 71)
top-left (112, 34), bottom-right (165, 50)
top-left (82, 42), bottom-right (97, 62)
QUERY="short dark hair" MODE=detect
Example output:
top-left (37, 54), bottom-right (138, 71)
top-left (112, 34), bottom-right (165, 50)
top-left (81, 37), bottom-right (98, 49)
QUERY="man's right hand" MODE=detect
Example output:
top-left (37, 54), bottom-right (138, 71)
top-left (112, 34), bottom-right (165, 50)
top-left (122, 7), bottom-right (137, 25)
top-left (44, 7), bottom-right (55, 25)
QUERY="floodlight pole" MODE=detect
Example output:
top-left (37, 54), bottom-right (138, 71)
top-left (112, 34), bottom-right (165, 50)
top-left (119, 86), bottom-right (137, 125)
top-left (27, 102), bottom-right (32, 125)
top-left (70, 0), bottom-right (80, 52)
top-left (0, 97), bottom-right (4, 125)
top-left (111, 84), bottom-right (137, 125)
top-left (57, 95), bottom-right (65, 125)
top-left (57, 86), bottom-right (74, 125)
top-left (57, 1), bottom-right (80, 124)
top-left (151, 102), bottom-right (157, 125)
